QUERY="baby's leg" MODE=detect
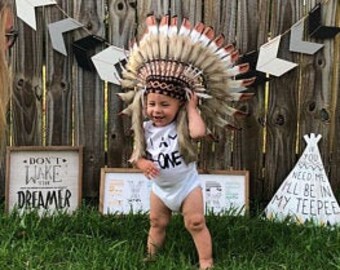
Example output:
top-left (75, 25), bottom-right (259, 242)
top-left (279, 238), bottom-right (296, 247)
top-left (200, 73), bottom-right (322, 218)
top-left (147, 191), bottom-right (172, 257)
top-left (182, 187), bottom-right (213, 269)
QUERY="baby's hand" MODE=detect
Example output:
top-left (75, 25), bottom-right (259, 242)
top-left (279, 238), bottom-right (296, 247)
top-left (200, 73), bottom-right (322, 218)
top-left (186, 91), bottom-right (199, 111)
top-left (135, 158), bottom-right (160, 180)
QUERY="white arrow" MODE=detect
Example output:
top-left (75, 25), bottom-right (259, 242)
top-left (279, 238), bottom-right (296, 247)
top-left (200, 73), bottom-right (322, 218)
top-left (289, 19), bottom-right (324, 55)
top-left (91, 46), bottom-right (128, 84)
top-left (256, 35), bottom-right (298, 77)
top-left (16, 0), bottom-right (57, 30)
top-left (48, 18), bottom-right (83, 56)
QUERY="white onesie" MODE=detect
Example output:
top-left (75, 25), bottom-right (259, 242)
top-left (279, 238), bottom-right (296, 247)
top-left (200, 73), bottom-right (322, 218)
top-left (144, 120), bottom-right (202, 211)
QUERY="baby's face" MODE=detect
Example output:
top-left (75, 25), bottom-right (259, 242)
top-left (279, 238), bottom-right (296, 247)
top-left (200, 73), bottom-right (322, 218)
top-left (146, 93), bottom-right (181, 127)
top-left (4, 9), bottom-right (15, 51)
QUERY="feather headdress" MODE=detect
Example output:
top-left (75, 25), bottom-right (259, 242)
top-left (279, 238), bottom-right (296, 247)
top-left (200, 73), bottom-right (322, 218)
top-left (118, 14), bottom-right (255, 164)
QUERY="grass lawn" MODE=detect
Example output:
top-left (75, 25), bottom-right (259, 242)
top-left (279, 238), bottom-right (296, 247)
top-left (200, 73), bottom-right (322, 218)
top-left (0, 203), bottom-right (339, 270)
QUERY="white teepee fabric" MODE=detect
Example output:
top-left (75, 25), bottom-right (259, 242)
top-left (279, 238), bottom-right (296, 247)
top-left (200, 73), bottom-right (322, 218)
top-left (265, 133), bottom-right (340, 226)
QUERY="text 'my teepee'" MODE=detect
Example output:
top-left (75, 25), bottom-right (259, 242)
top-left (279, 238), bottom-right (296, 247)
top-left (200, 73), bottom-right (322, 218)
top-left (265, 133), bottom-right (340, 226)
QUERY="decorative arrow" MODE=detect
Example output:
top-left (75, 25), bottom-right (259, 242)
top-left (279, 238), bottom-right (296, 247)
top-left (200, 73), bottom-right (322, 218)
top-left (72, 35), bottom-right (107, 71)
top-left (256, 35), bottom-right (298, 77)
top-left (16, 0), bottom-right (57, 30)
top-left (238, 50), bottom-right (270, 86)
top-left (48, 18), bottom-right (83, 56)
top-left (289, 19), bottom-right (324, 55)
top-left (308, 3), bottom-right (340, 39)
top-left (91, 46), bottom-right (128, 84)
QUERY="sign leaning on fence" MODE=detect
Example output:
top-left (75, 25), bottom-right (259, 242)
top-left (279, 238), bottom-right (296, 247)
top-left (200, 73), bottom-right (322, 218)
top-left (6, 146), bottom-right (83, 215)
top-left (99, 168), bottom-right (249, 215)
top-left (265, 134), bottom-right (340, 226)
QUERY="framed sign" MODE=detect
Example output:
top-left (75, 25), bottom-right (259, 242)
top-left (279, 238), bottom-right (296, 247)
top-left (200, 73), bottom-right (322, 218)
top-left (99, 168), bottom-right (249, 215)
top-left (6, 146), bottom-right (83, 215)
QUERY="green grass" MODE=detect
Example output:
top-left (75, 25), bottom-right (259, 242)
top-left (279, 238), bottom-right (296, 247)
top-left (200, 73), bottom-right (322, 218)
top-left (0, 204), bottom-right (339, 270)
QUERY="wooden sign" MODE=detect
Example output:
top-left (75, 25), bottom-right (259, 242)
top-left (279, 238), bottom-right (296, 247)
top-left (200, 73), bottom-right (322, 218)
top-left (6, 146), bottom-right (83, 215)
top-left (265, 134), bottom-right (340, 225)
top-left (99, 168), bottom-right (249, 215)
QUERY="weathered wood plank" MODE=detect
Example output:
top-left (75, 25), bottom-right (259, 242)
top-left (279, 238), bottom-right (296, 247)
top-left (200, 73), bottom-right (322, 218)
top-left (200, 0), bottom-right (227, 170)
top-left (0, 127), bottom-right (8, 197)
top-left (174, 0), bottom-right (202, 24)
top-left (329, 0), bottom-right (340, 192)
top-left (317, 0), bottom-right (340, 190)
top-left (232, 0), bottom-right (268, 202)
top-left (45, 0), bottom-right (73, 146)
top-left (236, 0), bottom-right (258, 53)
top-left (298, 0), bottom-right (336, 188)
top-left (203, 0), bottom-right (222, 32)
top-left (72, 0), bottom-right (106, 198)
top-left (264, 0), bottom-right (300, 201)
top-left (11, 6), bottom-right (43, 146)
top-left (107, 0), bottom-right (137, 168)
top-left (200, 1), bottom-right (235, 170)
top-left (220, 0), bottom-right (237, 43)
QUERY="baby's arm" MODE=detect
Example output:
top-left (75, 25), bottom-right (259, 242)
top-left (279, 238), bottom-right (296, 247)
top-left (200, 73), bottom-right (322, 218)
top-left (186, 92), bottom-right (206, 139)
top-left (134, 158), bottom-right (160, 180)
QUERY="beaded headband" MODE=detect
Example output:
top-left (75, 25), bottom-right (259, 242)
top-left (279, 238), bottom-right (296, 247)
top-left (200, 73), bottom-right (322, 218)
top-left (145, 74), bottom-right (188, 102)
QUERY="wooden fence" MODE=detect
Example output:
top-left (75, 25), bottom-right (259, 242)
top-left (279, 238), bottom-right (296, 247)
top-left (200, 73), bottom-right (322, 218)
top-left (2, 0), bottom-right (339, 205)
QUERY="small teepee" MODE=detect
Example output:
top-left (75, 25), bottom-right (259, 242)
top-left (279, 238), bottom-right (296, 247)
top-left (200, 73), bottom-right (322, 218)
top-left (265, 133), bottom-right (340, 226)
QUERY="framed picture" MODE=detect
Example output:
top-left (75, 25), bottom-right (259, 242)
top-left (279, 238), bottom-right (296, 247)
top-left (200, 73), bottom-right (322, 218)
top-left (99, 168), bottom-right (249, 215)
top-left (99, 168), bottom-right (151, 215)
top-left (6, 146), bottom-right (83, 215)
